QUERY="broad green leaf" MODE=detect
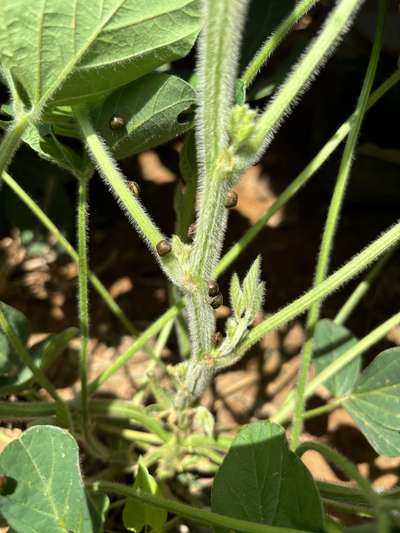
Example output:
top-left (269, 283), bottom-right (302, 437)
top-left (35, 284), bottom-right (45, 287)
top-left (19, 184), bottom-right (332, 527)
top-left (22, 123), bottom-right (84, 175)
top-left (313, 319), bottom-right (360, 396)
top-left (94, 73), bottom-right (196, 160)
top-left (211, 421), bottom-right (324, 532)
top-left (343, 348), bottom-right (400, 456)
top-left (0, 328), bottom-right (78, 396)
top-left (0, 0), bottom-right (201, 108)
top-left (0, 302), bottom-right (29, 375)
top-left (123, 458), bottom-right (167, 533)
top-left (0, 425), bottom-right (97, 532)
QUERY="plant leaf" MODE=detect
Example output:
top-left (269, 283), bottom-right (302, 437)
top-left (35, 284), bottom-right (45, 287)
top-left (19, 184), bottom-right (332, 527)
top-left (0, 302), bottom-right (29, 376)
top-left (313, 319), bottom-right (360, 396)
top-left (229, 272), bottom-right (244, 319)
top-left (211, 421), bottom-right (324, 532)
top-left (0, 0), bottom-right (201, 108)
top-left (123, 458), bottom-right (167, 533)
top-left (343, 348), bottom-right (400, 456)
top-left (0, 425), bottom-right (97, 532)
top-left (94, 73), bottom-right (196, 160)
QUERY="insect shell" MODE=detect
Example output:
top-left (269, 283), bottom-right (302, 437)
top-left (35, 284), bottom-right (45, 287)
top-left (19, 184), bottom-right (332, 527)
top-left (109, 115), bottom-right (125, 130)
top-left (127, 180), bottom-right (140, 196)
top-left (156, 239), bottom-right (172, 257)
top-left (187, 223), bottom-right (196, 241)
top-left (210, 293), bottom-right (223, 309)
top-left (224, 190), bottom-right (238, 209)
top-left (207, 280), bottom-right (220, 297)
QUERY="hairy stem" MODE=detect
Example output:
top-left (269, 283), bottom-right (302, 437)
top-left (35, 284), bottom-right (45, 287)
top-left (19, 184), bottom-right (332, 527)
top-left (77, 173), bottom-right (91, 439)
top-left (290, 0), bottom-right (386, 450)
top-left (214, 69), bottom-right (400, 278)
top-left (0, 114), bottom-right (30, 181)
top-left (74, 106), bottom-right (180, 282)
top-left (251, 0), bottom-right (365, 160)
top-left (241, 0), bottom-right (319, 88)
top-left (237, 220), bottom-right (400, 356)
top-left (182, 0), bottom-right (250, 401)
top-left (334, 248), bottom-right (395, 325)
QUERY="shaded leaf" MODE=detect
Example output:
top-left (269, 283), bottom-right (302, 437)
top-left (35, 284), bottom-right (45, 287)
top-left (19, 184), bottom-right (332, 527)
top-left (0, 425), bottom-right (96, 532)
top-left (211, 421), bottom-right (324, 532)
top-left (22, 123), bottom-right (84, 175)
top-left (94, 72), bottom-right (196, 160)
top-left (0, 327), bottom-right (78, 396)
top-left (313, 319), bottom-right (360, 396)
top-left (0, 302), bottom-right (29, 376)
top-left (123, 458), bottom-right (167, 533)
top-left (344, 348), bottom-right (400, 456)
top-left (0, 0), bottom-right (201, 108)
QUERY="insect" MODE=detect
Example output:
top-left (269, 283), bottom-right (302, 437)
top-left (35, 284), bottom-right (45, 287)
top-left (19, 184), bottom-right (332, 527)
top-left (212, 331), bottom-right (223, 346)
top-left (207, 280), bottom-right (220, 297)
top-left (224, 190), bottom-right (238, 209)
top-left (156, 239), bottom-right (172, 257)
top-left (127, 180), bottom-right (140, 196)
top-left (210, 293), bottom-right (223, 309)
top-left (109, 115), bottom-right (125, 130)
top-left (187, 223), bottom-right (196, 241)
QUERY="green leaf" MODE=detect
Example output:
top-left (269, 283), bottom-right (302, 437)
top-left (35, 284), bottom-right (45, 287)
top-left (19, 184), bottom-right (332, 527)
top-left (22, 123), bottom-right (84, 175)
top-left (313, 319), bottom-right (360, 396)
top-left (0, 0), bottom-right (201, 108)
top-left (0, 327), bottom-right (78, 396)
top-left (229, 272), bottom-right (244, 319)
top-left (241, 256), bottom-right (265, 318)
top-left (211, 421), bottom-right (324, 532)
top-left (94, 72), bottom-right (196, 160)
top-left (344, 348), bottom-right (400, 456)
top-left (123, 458), bottom-right (167, 533)
top-left (0, 425), bottom-right (97, 532)
top-left (0, 302), bottom-right (29, 375)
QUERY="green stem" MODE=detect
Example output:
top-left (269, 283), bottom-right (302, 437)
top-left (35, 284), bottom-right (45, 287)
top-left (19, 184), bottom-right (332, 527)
top-left (88, 303), bottom-right (184, 394)
top-left (241, 0), bottom-right (319, 88)
top-left (77, 173), bottom-right (91, 439)
top-left (290, 0), bottom-right (386, 450)
top-left (92, 481), bottom-right (310, 533)
top-left (296, 441), bottom-right (388, 532)
top-left (303, 398), bottom-right (343, 419)
top-left (0, 303), bottom-right (72, 428)
top-left (1, 171), bottom-right (141, 340)
top-left (96, 422), bottom-right (163, 446)
top-left (252, 0), bottom-right (364, 158)
top-left (74, 107), bottom-right (179, 280)
top-left (214, 69), bottom-right (400, 279)
top-left (273, 310), bottom-right (400, 424)
top-left (0, 398), bottom-right (170, 441)
top-left (334, 248), bottom-right (395, 325)
top-left (0, 115), bottom-right (30, 179)
top-left (183, 0), bottom-right (249, 402)
top-left (237, 220), bottom-right (400, 356)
